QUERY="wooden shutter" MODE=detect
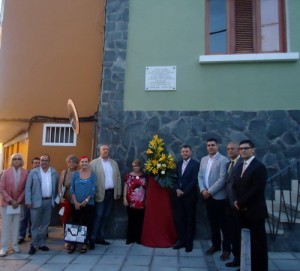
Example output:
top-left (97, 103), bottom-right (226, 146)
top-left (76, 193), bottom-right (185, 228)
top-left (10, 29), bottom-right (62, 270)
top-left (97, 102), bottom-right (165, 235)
top-left (234, 0), bottom-right (254, 53)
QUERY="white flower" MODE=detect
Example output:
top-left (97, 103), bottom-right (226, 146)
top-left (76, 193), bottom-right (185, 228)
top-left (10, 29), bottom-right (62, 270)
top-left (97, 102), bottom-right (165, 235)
top-left (136, 176), bottom-right (140, 179)
top-left (162, 164), bottom-right (166, 167)
top-left (161, 171), bottom-right (165, 175)
top-left (157, 163), bottom-right (161, 168)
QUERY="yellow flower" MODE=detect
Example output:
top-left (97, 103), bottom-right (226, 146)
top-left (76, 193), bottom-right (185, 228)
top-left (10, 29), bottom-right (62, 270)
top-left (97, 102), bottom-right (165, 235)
top-left (144, 135), bottom-right (176, 188)
top-left (152, 168), bottom-right (158, 174)
top-left (147, 149), bottom-right (153, 154)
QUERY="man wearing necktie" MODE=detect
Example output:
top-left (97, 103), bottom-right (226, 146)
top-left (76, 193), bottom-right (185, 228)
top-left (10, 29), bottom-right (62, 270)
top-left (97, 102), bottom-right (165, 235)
top-left (225, 142), bottom-right (243, 268)
top-left (233, 139), bottom-right (268, 271)
top-left (172, 145), bottom-right (199, 252)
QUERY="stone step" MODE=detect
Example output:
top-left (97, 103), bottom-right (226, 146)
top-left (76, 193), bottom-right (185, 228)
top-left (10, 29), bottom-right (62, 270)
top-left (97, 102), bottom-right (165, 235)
top-left (291, 179), bottom-right (300, 193)
top-left (275, 190), bottom-right (299, 203)
top-left (266, 200), bottom-right (281, 212)
top-left (285, 201), bottom-right (300, 213)
top-left (265, 221), bottom-right (284, 235)
top-left (269, 211), bottom-right (300, 223)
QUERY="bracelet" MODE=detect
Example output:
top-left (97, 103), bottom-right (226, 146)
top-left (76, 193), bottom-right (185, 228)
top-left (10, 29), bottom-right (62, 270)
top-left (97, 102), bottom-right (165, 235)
top-left (85, 198), bottom-right (89, 203)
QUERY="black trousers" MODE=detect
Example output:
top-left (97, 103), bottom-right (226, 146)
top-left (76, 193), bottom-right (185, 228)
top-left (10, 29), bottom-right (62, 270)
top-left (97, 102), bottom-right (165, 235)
top-left (205, 198), bottom-right (231, 252)
top-left (172, 190), bottom-right (197, 247)
top-left (226, 205), bottom-right (241, 261)
top-left (126, 207), bottom-right (145, 244)
top-left (71, 204), bottom-right (94, 244)
top-left (239, 214), bottom-right (268, 271)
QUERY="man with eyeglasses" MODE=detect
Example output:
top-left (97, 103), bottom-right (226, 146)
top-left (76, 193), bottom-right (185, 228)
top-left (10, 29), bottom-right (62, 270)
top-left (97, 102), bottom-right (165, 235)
top-left (198, 138), bottom-right (231, 260)
top-left (233, 139), bottom-right (268, 271)
top-left (25, 154), bottom-right (59, 255)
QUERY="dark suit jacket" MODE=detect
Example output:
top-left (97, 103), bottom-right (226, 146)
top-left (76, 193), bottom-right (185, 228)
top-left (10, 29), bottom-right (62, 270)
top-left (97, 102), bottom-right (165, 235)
top-left (175, 159), bottom-right (200, 195)
top-left (225, 157), bottom-right (243, 207)
top-left (233, 157), bottom-right (268, 220)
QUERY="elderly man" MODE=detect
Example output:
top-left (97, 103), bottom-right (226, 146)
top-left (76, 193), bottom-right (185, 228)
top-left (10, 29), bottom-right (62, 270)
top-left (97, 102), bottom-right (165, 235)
top-left (198, 138), bottom-right (230, 260)
top-left (89, 144), bottom-right (121, 249)
top-left (25, 154), bottom-right (58, 255)
top-left (225, 143), bottom-right (243, 268)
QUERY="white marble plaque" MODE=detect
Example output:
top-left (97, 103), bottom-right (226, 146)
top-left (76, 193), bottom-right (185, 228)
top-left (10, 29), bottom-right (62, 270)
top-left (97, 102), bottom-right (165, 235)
top-left (145, 66), bottom-right (176, 91)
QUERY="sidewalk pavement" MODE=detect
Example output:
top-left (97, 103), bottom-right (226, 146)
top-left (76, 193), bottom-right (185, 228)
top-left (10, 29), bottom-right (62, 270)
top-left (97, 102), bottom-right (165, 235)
top-left (0, 226), bottom-right (300, 271)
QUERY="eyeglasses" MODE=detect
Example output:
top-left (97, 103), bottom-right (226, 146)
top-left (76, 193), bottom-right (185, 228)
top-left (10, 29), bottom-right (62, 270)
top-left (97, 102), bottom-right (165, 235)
top-left (12, 158), bottom-right (22, 161)
top-left (40, 159), bottom-right (49, 162)
top-left (239, 147), bottom-right (252, 151)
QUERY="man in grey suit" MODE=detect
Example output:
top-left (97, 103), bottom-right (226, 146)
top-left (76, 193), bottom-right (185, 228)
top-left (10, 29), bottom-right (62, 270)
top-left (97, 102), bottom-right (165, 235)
top-left (25, 154), bottom-right (58, 255)
top-left (89, 144), bottom-right (121, 249)
top-left (198, 138), bottom-right (230, 260)
top-left (225, 142), bottom-right (243, 268)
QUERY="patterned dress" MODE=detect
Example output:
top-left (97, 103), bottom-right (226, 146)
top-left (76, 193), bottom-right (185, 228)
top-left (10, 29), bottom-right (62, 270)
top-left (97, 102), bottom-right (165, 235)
top-left (124, 173), bottom-right (147, 244)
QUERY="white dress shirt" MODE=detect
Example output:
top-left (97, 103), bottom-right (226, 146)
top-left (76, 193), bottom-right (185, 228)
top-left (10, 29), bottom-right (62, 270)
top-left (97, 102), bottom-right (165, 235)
top-left (40, 167), bottom-right (52, 197)
top-left (101, 158), bottom-right (114, 189)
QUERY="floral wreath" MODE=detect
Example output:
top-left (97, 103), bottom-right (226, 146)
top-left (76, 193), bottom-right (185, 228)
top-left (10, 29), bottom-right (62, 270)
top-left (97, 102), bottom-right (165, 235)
top-left (144, 135), bottom-right (177, 188)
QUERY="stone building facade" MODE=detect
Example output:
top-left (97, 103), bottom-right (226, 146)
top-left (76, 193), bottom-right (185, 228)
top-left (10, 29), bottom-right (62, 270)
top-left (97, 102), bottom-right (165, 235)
top-left (99, 0), bottom-right (300, 250)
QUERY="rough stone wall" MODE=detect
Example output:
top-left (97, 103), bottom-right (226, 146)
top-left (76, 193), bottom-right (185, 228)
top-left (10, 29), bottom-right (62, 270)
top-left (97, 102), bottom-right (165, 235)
top-left (100, 0), bottom-right (300, 251)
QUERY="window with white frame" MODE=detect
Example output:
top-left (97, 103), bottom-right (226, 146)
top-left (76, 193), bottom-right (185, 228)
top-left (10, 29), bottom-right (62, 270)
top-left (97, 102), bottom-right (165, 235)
top-left (42, 124), bottom-right (77, 146)
top-left (206, 0), bottom-right (286, 55)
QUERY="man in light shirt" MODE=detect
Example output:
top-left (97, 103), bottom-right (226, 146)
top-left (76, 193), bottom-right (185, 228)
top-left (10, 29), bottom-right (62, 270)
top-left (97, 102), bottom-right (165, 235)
top-left (25, 154), bottom-right (58, 255)
top-left (198, 138), bottom-right (230, 260)
top-left (89, 144), bottom-right (121, 249)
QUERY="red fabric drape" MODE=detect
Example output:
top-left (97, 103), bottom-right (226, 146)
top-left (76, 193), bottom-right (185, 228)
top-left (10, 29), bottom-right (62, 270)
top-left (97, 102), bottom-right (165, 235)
top-left (141, 176), bottom-right (177, 247)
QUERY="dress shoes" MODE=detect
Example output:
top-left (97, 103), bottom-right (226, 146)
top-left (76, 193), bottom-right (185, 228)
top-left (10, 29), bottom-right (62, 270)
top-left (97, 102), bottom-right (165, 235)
top-left (96, 239), bottom-right (110, 245)
top-left (18, 238), bottom-right (25, 244)
top-left (220, 251), bottom-right (231, 260)
top-left (0, 249), bottom-right (7, 257)
top-left (225, 260), bottom-right (240, 267)
top-left (205, 246), bottom-right (221, 255)
top-left (185, 244), bottom-right (193, 253)
top-left (173, 241), bottom-right (185, 250)
top-left (38, 246), bottom-right (49, 251)
top-left (28, 246), bottom-right (36, 255)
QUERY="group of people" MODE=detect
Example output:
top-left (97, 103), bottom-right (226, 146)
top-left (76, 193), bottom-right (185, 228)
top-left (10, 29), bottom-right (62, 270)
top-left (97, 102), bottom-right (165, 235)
top-left (0, 140), bottom-right (268, 271)
top-left (173, 138), bottom-right (268, 271)
top-left (0, 145), bottom-right (122, 256)
top-left (122, 138), bottom-right (268, 271)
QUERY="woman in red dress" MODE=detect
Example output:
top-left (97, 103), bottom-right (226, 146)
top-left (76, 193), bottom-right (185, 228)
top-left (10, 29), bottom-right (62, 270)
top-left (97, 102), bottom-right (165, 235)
top-left (123, 159), bottom-right (147, 244)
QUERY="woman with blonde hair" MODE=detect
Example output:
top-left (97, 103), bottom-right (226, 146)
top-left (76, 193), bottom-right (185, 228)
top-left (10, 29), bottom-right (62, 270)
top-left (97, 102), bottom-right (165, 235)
top-left (0, 153), bottom-right (28, 256)
top-left (58, 155), bottom-right (79, 226)
top-left (123, 159), bottom-right (147, 244)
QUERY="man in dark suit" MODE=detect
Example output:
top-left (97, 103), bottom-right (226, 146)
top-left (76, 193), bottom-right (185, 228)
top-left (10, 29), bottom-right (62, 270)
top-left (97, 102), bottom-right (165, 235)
top-left (233, 139), bottom-right (268, 271)
top-left (225, 142), bottom-right (243, 268)
top-left (172, 145), bottom-right (199, 252)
